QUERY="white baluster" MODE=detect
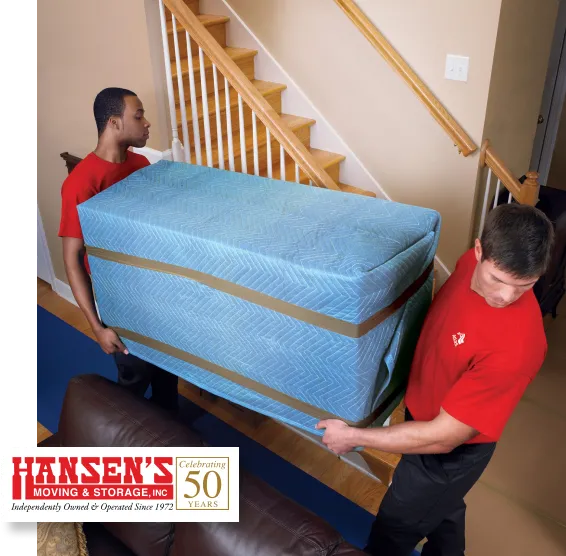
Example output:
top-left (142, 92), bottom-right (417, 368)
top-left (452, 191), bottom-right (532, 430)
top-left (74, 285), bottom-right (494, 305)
top-left (225, 78), bottom-right (235, 172)
top-left (238, 94), bottom-right (247, 173)
top-left (280, 145), bottom-right (286, 180)
top-left (172, 15), bottom-right (190, 163)
top-left (493, 179), bottom-right (501, 209)
top-left (212, 65), bottom-right (224, 170)
top-left (266, 128), bottom-right (273, 179)
top-left (199, 47), bottom-right (213, 167)
top-left (252, 112), bottom-right (259, 176)
top-left (507, 191), bottom-right (513, 203)
top-left (479, 168), bottom-right (492, 236)
top-left (158, 0), bottom-right (183, 162)
top-left (185, 31), bottom-right (201, 165)
top-left (295, 162), bottom-right (300, 183)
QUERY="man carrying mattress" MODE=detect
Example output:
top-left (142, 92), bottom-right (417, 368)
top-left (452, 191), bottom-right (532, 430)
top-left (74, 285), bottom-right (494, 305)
top-left (317, 203), bottom-right (554, 556)
top-left (58, 87), bottom-right (179, 414)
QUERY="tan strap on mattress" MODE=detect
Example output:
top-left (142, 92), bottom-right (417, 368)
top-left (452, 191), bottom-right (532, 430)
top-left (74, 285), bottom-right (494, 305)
top-left (113, 326), bottom-right (404, 428)
top-left (87, 246), bottom-right (433, 338)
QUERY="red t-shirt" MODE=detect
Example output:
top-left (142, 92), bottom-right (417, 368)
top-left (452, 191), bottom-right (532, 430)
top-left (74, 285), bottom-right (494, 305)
top-left (58, 151), bottom-right (150, 272)
top-left (405, 249), bottom-right (546, 443)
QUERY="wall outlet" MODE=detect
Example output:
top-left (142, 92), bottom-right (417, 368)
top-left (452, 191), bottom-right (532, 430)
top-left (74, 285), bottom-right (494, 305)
top-left (445, 55), bottom-right (469, 82)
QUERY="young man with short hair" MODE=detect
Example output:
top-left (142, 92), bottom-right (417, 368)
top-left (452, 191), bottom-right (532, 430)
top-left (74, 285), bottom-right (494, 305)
top-left (59, 87), bottom-right (179, 413)
top-left (317, 203), bottom-right (554, 556)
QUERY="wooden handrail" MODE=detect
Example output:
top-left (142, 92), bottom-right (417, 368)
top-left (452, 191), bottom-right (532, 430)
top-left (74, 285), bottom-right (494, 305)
top-left (164, 0), bottom-right (340, 190)
top-left (333, 0), bottom-right (478, 157)
top-left (479, 140), bottom-right (539, 206)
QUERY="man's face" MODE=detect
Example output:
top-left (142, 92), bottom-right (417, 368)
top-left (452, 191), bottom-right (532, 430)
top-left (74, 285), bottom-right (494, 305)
top-left (119, 95), bottom-right (151, 148)
top-left (472, 239), bottom-right (539, 308)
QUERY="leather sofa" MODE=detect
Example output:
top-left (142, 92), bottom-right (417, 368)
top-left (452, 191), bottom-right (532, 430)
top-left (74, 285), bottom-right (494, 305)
top-left (39, 374), bottom-right (368, 556)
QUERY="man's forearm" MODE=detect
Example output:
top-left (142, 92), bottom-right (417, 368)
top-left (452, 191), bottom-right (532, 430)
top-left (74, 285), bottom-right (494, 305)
top-left (65, 262), bottom-right (103, 334)
top-left (319, 408), bottom-right (477, 455)
top-left (351, 420), bottom-right (454, 455)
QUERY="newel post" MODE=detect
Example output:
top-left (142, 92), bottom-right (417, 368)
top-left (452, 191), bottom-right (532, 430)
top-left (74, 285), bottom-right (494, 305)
top-left (520, 171), bottom-right (540, 206)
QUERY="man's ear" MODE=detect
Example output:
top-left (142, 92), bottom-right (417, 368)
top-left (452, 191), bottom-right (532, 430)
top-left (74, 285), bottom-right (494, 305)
top-left (474, 238), bottom-right (482, 263)
top-left (108, 116), bottom-right (121, 132)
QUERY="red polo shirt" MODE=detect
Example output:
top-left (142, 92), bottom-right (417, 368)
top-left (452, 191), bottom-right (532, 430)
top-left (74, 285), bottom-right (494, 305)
top-left (58, 151), bottom-right (149, 272)
top-left (405, 249), bottom-right (546, 443)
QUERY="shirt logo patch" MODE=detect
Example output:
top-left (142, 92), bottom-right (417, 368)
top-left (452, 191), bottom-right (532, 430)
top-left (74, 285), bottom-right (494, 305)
top-left (452, 332), bottom-right (466, 347)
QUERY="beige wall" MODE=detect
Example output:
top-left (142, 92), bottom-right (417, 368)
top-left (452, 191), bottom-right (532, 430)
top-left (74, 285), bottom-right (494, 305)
top-left (223, 0), bottom-right (504, 269)
top-left (483, 0), bottom-right (559, 177)
top-left (547, 103), bottom-right (566, 190)
top-left (38, 0), bottom-right (168, 282)
top-left (39, 0), bottom-right (559, 281)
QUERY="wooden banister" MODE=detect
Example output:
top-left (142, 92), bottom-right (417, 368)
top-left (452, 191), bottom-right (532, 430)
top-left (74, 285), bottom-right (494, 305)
top-left (479, 140), bottom-right (539, 206)
top-left (333, 0), bottom-right (478, 157)
top-left (164, 0), bottom-right (340, 190)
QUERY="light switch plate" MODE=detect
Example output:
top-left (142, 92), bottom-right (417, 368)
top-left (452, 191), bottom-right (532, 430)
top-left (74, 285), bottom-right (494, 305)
top-left (445, 55), bottom-right (469, 82)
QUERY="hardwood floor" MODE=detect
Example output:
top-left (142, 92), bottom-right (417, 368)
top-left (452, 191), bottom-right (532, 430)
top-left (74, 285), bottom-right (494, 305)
top-left (36, 278), bottom-right (387, 513)
top-left (37, 422), bottom-right (52, 444)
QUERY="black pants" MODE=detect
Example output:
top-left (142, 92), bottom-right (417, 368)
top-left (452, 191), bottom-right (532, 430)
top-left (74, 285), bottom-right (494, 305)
top-left (113, 351), bottom-right (179, 414)
top-left (365, 411), bottom-right (495, 556)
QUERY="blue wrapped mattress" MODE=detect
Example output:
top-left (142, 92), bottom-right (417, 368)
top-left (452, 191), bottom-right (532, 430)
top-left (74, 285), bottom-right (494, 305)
top-left (79, 161), bottom-right (440, 434)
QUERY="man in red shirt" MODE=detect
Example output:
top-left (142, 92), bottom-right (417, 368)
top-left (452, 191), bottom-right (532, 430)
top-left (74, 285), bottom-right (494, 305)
top-left (316, 204), bottom-right (554, 555)
top-left (59, 87), bottom-right (178, 413)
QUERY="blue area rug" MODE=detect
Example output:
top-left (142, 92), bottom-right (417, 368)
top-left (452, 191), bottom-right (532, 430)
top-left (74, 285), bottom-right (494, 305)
top-left (37, 305), bottom-right (418, 554)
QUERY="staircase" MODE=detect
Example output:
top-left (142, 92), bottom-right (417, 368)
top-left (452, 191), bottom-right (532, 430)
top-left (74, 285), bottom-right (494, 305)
top-left (159, 0), bottom-right (406, 489)
top-left (156, 0), bottom-right (546, 495)
top-left (164, 0), bottom-right (375, 197)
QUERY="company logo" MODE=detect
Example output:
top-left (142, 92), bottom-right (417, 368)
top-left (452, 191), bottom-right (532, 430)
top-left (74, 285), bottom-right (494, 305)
top-left (452, 332), bottom-right (466, 347)
top-left (3, 447), bottom-right (239, 522)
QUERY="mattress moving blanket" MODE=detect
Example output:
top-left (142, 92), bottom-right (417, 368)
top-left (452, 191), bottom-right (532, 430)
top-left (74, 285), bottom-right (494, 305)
top-left (78, 161), bottom-right (440, 435)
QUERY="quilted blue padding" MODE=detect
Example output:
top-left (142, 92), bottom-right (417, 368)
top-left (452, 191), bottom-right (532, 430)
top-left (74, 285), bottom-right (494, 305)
top-left (79, 162), bottom-right (440, 432)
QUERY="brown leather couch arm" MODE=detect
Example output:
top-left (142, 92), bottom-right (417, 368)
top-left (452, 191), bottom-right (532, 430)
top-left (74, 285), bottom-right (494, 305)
top-left (40, 375), bottom-right (368, 556)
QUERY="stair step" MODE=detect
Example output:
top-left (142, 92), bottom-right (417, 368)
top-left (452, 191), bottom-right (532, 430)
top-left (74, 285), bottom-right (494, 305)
top-left (191, 114), bottom-right (315, 171)
top-left (167, 13), bottom-right (229, 33)
top-left (178, 80), bottom-right (286, 124)
top-left (171, 47), bottom-right (258, 79)
top-left (338, 183), bottom-right (376, 197)
top-left (167, 14), bottom-right (230, 59)
top-left (172, 47), bottom-right (258, 101)
top-left (268, 148), bottom-right (345, 185)
top-left (177, 80), bottom-right (287, 144)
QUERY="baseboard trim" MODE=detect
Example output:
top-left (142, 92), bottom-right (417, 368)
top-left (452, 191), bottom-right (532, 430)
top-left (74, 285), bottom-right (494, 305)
top-left (53, 279), bottom-right (78, 307)
top-left (433, 258), bottom-right (451, 290)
